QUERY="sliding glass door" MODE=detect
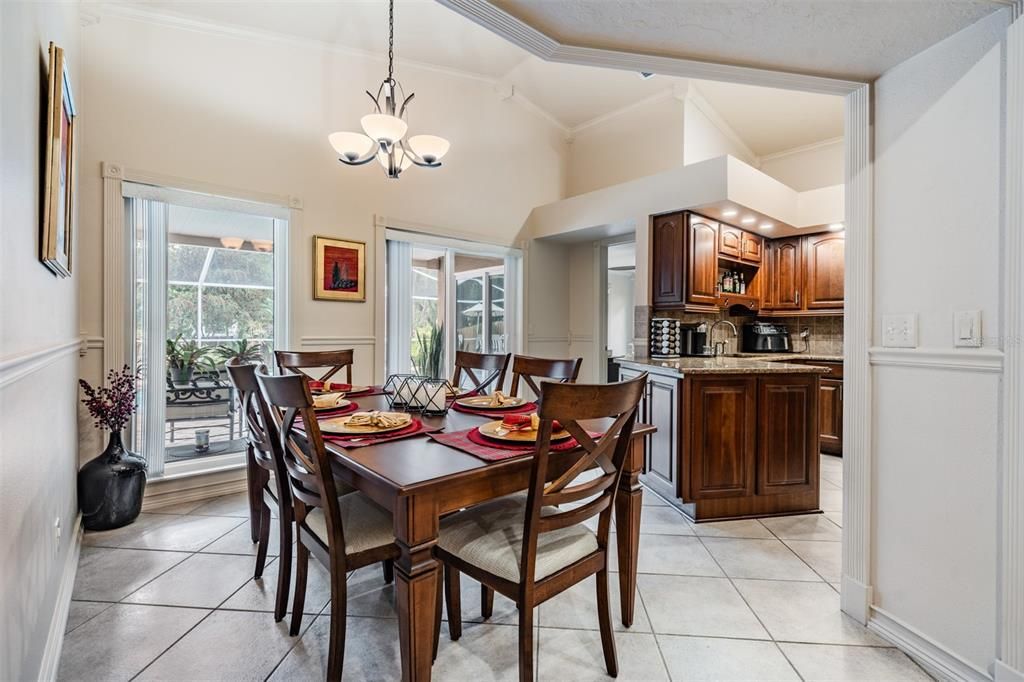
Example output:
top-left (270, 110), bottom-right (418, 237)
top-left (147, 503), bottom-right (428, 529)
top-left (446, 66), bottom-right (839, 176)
top-left (126, 184), bottom-right (288, 476)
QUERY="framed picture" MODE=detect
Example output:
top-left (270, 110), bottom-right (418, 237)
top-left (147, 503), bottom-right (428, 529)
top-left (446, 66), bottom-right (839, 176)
top-left (41, 42), bottom-right (76, 277)
top-left (313, 236), bottom-right (366, 301)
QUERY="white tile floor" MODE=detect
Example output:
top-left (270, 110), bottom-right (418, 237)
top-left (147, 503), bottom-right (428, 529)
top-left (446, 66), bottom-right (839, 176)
top-left (59, 454), bottom-right (932, 681)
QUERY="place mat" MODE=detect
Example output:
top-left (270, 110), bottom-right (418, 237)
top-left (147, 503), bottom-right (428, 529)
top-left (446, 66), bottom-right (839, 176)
top-left (429, 427), bottom-right (599, 463)
top-left (450, 401), bottom-right (538, 417)
top-left (320, 419), bottom-right (441, 449)
top-left (308, 382), bottom-right (389, 397)
top-left (295, 402), bottom-right (359, 426)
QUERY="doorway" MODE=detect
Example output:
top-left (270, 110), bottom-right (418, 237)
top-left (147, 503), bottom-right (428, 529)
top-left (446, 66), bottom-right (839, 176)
top-left (603, 241), bottom-right (636, 382)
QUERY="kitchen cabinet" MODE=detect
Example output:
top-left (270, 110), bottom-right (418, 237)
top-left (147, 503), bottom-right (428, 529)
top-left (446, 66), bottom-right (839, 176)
top-left (652, 213), bottom-right (685, 307)
top-left (760, 232), bottom-right (844, 315)
top-left (770, 237), bottom-right (803, 310)
top-left (686, 213), bottom-right (720, 308)
top-left (757, 375), bottom-right (818, 495)
top-left (683, 375), bottom-right (757, 500)
top-left (620, 367), bottom-right (681, 502)
top-left (819, 378), bottom-right (843, 455)
top-left (741, 231), bottom-right (763, 264)
top-left (719, 223), bottom-right (763, 265)
top-left (804, 232), bottom-right (845, 309)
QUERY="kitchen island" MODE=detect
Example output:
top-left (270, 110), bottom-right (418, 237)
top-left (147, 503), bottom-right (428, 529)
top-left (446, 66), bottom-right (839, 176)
top-left (617, 356), bottom-right (831, 522)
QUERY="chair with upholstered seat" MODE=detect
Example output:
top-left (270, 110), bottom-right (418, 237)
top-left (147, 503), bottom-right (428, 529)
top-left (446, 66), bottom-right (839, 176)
top-left (274, 349), bottom-right (355, 387)
top-left (256, 369), bottom-right (400, 680)
top-left (508, 355), bottom-right (583, 398)
top-left (434, 374), bottom-right (647, 682)
top-left (452, 350), bottom-right (511, 394)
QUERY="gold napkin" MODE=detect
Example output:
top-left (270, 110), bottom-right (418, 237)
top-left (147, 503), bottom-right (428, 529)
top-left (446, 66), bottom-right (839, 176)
top-left (313, 392), bottom-right (346, 409)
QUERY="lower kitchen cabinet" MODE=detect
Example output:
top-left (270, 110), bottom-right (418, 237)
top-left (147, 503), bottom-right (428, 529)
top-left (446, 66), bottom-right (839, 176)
top-left (756, 375), bottom-right (819, 495)
top-left (620, 367), bottom-right (680, 502)
top-left (682, 375), bottom-right (757, 500)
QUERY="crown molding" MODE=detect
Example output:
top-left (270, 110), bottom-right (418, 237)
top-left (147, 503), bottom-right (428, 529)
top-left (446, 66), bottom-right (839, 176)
top-left (569, 88), bottom-right (679, 137)
top-left (684, 83), bottom-right (760, 165)
top-left (759, 135), bottom-right (845, 163)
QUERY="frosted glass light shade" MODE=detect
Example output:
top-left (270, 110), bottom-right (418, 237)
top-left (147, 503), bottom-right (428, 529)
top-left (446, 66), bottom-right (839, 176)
top-left (361, 114), bottom-right (408, 145)
top-left (378, 149), bottom-right (413, 173)
top-left (220, 237), bottom-right (244, 249)
top-left (329, 131), bottom-right (375, 162)
top-left (408, 135), bottom-right (450, 164)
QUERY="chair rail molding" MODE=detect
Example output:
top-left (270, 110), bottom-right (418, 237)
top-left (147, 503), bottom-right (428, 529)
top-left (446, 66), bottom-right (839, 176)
top-left (298, 335), bottom-right (376, 347)
top-left (869, 347), bottom-right (1005, 373)
top-left (0, 339), bottom-right (83, 389)
top-left (999, 5), bottom-right (1024, 680)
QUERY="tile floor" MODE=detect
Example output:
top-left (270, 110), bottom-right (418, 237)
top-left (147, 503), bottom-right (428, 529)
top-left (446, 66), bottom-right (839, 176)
top-left (59, 454), bottom-right (931, 681)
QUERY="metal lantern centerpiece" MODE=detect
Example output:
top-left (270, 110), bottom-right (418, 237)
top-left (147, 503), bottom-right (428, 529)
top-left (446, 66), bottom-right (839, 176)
top-left (383, 373), bottom-right (425, 409)
top-left (328, 0), bottom-right (450, 179)
top-left (412, 378), bottom-right (455, 416)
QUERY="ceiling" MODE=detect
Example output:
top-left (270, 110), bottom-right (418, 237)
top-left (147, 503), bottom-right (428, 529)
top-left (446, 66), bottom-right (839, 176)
top-left (109, 0), bottom-right (845, 152)
top-left (488, 0), bottom-right (1008, 82)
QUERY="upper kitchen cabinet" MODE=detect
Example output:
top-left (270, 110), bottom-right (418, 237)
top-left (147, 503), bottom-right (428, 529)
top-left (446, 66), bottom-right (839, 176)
top-left (652, 212), bottom-right (686, 307)
top-left (760, 231), bottom-right (845, 315)
top-left (687, 213), bottom-right (720, 308)
top-left (804, 232), bottom-right (845, 309)
top-left (769, 237), bottom-right (803, 310)
top-left (719, 224), bottom-right (762, 265)
top-left (741, 231), bottom-right (763, 264)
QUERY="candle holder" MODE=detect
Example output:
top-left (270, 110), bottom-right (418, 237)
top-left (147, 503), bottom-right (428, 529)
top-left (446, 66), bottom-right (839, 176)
top-left (414, 378), bottom-right (455, 416)
top-left (384, 373), bottom-right (425, 410)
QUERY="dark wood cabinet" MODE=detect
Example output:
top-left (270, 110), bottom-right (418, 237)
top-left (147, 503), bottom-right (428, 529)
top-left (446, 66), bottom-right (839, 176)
top-left (819, 377), bottom-right (843, 455)
top-left (718, 224), bottom-right (743, 260)
top-left (741, 231), bottom-right (763, 264)
top-left (683, 375), bottom-right (757, 500)
top-left (621, 368), bottom-right (681, 502)
top-left (756, 375), bottom-right (818, 495)
top-left (771, 237), bottom-right (803, 310)
top-left (686, 214), bottom-right (720, 307)
top-left (804, 232), bottom-right (845, 310)
top-left (652, 213), bottom-right (685, 307)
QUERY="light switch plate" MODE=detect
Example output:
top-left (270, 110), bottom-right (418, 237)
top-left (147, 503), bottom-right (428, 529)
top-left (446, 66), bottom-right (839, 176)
top-left (882, 313), bottom-right (918, 348)
top-left (954, 310), bottom-right (983, 347)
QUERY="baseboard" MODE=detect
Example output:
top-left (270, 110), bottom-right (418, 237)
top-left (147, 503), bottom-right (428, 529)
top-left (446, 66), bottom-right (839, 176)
top-left (840, 573), bottom-right (872, 624)
top-left (995, 660), bottom-right (1024, 682)
top-left (142, 467), bottom-right (247, 511)
top-left (38, 512), bottom-right (83, 681)
top-left (869, 606), bottom-right (991, 681)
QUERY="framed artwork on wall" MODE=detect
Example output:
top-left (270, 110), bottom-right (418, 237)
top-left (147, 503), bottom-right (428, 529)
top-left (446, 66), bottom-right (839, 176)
top-left (41, 42), bottom-right (76, 278)
top-left (313, 236), bottom-right (366, 301)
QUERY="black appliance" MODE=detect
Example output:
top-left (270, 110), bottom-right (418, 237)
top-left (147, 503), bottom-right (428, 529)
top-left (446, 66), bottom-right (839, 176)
top-left (742, 322), bottom-right (792, 353)
top-left (649, 319), bottom-right (708, 358)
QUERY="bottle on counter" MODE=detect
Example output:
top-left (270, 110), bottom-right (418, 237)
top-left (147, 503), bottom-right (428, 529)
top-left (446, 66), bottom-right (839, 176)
top-left (723, 270), bottom-right (733, 293)
top-left (739, 272), bottom-right (746, 294)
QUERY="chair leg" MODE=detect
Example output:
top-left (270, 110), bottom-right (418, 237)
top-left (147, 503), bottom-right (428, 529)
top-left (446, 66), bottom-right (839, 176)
top-left (481, 584), bottom-right (494, 619)
top-left (518, 605), bottom-right (534, 682)
top-left (433, 565), bottom-right (443, 662)
top-left (596, 569), bottom-right (619, 677)
top-left (254, 500), bottom-right (271, 579)
top-left (445, 566), bottom-right (462, 641)
top-left (326, 562), bottom-right (347, 681)
top-left (290, 541), bottom-right (309, 637)
top-left (245, 448), bottom-right (261, 543)
top-left (382, 558), bottom-right (394, 585)
top-left (273, 515), bottom-right (292, 622)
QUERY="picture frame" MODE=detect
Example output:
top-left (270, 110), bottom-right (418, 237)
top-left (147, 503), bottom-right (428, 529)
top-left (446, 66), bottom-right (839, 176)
top-left (41, 42), bottom-right (76, 277)
top-left (313, 236), bottom-right (366, 301)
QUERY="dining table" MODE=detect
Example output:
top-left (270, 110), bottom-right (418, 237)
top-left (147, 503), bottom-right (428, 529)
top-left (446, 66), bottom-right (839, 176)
top-left (319, 393), bottom-right (654, 681)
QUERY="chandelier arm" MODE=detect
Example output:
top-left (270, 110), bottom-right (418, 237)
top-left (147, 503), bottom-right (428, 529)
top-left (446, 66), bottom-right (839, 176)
top-left (400, 140), bottom-right (441, 168)
top-left (398, 92), bottom-right (415, 119)
top-left (366, 89), bottom-right (382, 113)
top-left (337, 142), bottom-right (384, 166)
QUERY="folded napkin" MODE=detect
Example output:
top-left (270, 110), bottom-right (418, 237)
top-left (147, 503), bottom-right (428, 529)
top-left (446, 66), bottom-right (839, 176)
top-left (500, 413), bottom-right (562, 432)
top-left (312, 392), bottom-right (347, 409)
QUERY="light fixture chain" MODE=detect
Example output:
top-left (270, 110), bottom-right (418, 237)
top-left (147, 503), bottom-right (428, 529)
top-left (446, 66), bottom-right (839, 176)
top-left (388, 0), bottom-right (394, 83)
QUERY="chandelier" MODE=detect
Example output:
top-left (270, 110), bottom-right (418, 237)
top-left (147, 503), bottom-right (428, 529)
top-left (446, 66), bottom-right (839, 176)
top-left (328, 0), bottom-right (450, 179)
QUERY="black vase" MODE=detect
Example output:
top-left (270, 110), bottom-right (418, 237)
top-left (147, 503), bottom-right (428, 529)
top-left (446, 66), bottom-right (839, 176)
top-left (79, 431), bottom-right (148, 531)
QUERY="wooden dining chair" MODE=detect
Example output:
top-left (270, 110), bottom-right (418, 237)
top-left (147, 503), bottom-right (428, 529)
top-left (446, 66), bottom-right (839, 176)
top-left (433, 374), bottom-right (647, 681)
top-left (256, 369), bottom-right (400, 679)
top-left (226, 360), bottom-right (293, 622)
top-left (508, 355), bottom-right (583, 398)
top-left (274, 349), bottom-right (354, 386)
top-left (452, 351), bottom-right (511, 394)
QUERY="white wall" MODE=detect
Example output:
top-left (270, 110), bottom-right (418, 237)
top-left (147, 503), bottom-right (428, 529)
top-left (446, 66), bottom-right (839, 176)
top-left (0, 2), bottom-right (82, 679)
top-left (77, 11), bottom-right (567, 389)
top-left (683, 92), bottom-right (758, 167)
top-left (872, 8), bottom-right (1009, 673)
top-left (607, 269), bottom-right (635, 357)
top-left (759, 138), bottom-right (844, 191)
top-left (566, 94), bottom-right (684, 197)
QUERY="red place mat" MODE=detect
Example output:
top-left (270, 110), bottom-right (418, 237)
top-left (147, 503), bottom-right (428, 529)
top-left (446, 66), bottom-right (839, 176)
top-left (429, 427), bottom-right (596, 463)
top-left (320, 418), bottom-right (441, 449)
top-left (295, 402), bottom-right (360, 427)
top-left (450, 401), bottom-right (538, 418)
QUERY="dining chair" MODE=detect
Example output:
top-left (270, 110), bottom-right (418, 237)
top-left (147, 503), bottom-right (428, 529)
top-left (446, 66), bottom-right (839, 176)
top-left (433, 374), bottom-right (648, 682)
top-left (508, 355), bottom-right (583, 398)
top-left (452, 351), bottom-right (511, 394)
top-left (256, 369), bottom-right (401, 680)
top-left (274, 349), bottom-right (354, 386)
top-left (226, 360), bottom-right (293, 622)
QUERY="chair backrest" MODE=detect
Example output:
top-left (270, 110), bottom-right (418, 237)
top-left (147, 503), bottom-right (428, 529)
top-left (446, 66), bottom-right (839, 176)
top-left (226, 361), bottom-right (292, 503)
top-left (274, 349), bottom-right (354, 386)
top-left (519, 374), bottom-right (647, 585)
top-left (256, 369), bottom-right (349, 556)
top-left (452, 351), bottom-right (511, 394)
top-left (509, 355), bottom-right (583, 398)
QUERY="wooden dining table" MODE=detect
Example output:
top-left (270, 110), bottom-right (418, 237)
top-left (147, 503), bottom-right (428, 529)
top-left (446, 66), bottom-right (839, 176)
top-left (321, 394), bottom-right (653, 681)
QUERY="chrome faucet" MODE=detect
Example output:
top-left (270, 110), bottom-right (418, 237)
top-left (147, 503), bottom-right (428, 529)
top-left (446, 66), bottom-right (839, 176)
top-left (707, 319), bottom-right (738, 357)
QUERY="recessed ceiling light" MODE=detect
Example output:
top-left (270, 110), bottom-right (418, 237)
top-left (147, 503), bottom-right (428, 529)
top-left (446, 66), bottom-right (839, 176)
top-left (829, 223), bottom-right (844, 231)
top-left (722, 208), bottom-right (738, 218)
top-left (760, 222), bottom-right (774, 230)
top-left (741, 216), bottom-right (756, 225)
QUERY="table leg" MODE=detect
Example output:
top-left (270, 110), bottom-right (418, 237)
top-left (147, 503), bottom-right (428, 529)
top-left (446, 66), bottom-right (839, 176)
top-left (614, 433), bottom-right (644, 628)
top-left (394, 495), bottom-right (441, 682)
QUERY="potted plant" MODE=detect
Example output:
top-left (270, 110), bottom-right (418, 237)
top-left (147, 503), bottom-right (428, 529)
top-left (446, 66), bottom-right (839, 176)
top-left (78, 365), bottom-right (148, 530)
top-left (215, 338), bottom-right (265, 366)
top-left (412, 322), bottom-right (444, 379)
top-left (166, 335), bottom-right (218, 383)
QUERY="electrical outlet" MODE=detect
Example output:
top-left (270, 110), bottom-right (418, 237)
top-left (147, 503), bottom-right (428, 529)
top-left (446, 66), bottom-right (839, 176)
top-left (882, 313), bottom-right (918, 348)
top-left (954, 310), bottom-right (983, 347)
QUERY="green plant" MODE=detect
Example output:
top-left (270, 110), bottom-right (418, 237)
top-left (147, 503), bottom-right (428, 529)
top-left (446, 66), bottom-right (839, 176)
top-left (166, 335), bottom-right (219, 381)
top-left (412, 322), bottom-right (444, 379)
top-left (216, 338), bottom-right (265, 365)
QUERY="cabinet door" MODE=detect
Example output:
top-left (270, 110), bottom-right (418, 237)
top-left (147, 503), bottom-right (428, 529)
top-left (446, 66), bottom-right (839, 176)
top-left (684, 376), bottom-right (756, 500)
top-left (757, 375), bottom-right (819, 495)
top-left (687, 214), bottom-right (720, 307)
top-left (772, 237), bottom-right (803, 310)
top-left (819, 378), bottom-right (843, 455)
top-left (718, 224), bottom-right (742, 260)
top-left (652, 213), bottom-right (685, 306)
top-left (645, 374), bottom-right (680, 499)
top-left (804, 232), bottom-right (845, 310)
top-left (741, 231), bottom-right (763, 264)
top-left (760, 241), bottom-right (775, 308)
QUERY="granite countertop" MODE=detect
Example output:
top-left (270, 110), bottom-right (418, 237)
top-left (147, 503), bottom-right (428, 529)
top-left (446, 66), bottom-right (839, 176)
top-left (733, 352), bottom-right (844, 362)
top-left (617, 356), bottom-right (834, 377)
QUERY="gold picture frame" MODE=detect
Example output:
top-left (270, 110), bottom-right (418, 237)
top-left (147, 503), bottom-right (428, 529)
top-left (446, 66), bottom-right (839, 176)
top-left (313, 236), bottom-right (366, 301)
top-left (41, 42), bottom-right (76, 277)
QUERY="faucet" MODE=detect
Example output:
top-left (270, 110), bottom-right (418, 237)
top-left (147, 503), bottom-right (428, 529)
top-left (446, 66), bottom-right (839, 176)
top-left (707, 319), bottom-right (738, 357)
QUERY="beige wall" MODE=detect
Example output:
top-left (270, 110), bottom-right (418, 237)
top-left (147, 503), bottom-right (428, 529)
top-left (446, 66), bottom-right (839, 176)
top-left (0, 2), bottom-right (82, 679)
top-left (759, 138), bottom-right (844, 192)
top-left (77, 12), bottom-right (567, 388)
top-left (683, 93), bottom-right (758, 167)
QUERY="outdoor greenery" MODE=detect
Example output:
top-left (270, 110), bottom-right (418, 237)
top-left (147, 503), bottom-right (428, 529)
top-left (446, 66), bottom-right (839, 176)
top-left (216, 339), bottom-right (267, 365)
top-left (166, 335), bottom-right (220, 382)
top-left (412, 322), bottom-right (444, 379)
